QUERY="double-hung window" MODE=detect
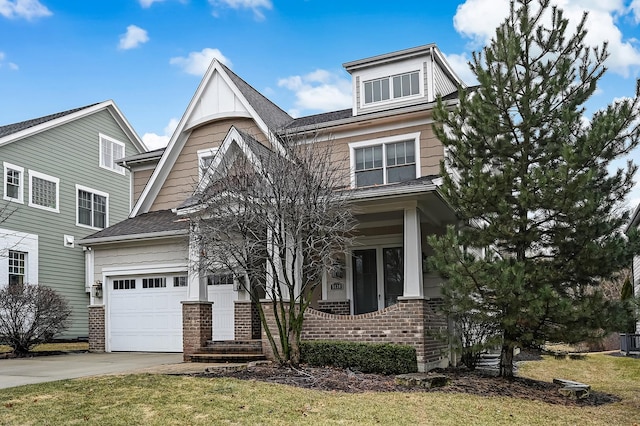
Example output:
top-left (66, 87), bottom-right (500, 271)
top-left (352, 135), bottom-right (419, 188)
top-left (29, 170), bottom-right (59, 212)
top-left (76, 185), bottom-right (108, 229)
top-left (197, 148), bottom-right (219, 180)
top-left (99, 134), bottom-right (125, 174)
top-left (8, 250), bottom-right (26, 286)
top-left (363, 71), bottom-right (420, 105)
top-left (3, 162), bottom-right (23, 203)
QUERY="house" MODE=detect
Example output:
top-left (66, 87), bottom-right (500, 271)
top-left (625, 205), bottom-right (640, 335)
top-left (79, 44), bottom-right (463, 371)
top-left (0, 101), bottom-right (146, 339)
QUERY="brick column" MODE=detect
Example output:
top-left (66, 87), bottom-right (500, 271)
top-left (182, 301), bottom-right (213, 361)
top-left (88, 305), bottom-right (105, 352)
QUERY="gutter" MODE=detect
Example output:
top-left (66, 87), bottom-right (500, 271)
top-left (77, 229), bottom-right (188, 246)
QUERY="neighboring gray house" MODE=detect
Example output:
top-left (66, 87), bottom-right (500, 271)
top-left (626, 205), bottom-right (640, 334)
top-left (0, 101), bottom-right (146, 338)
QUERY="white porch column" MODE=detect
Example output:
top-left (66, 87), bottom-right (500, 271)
top-left (403, 206), bottom-right (424, 298)
top-left (187, 224), bottom-right (208, 301)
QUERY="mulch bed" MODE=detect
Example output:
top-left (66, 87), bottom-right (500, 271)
top-left (193, 361), bottom-right (619, 407)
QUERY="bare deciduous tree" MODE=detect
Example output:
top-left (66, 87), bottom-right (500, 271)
top-left (189, 130), bottom-right (354, 366)
top-left (0, 284), bottom-right (72, 356)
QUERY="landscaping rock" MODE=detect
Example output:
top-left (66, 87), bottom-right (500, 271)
top-left (395, 373), bottom-right (448, 388)
top-left (553, 378), bottom-right (591, 400)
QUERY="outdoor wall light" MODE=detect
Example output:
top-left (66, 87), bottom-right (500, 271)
top-left (92, 281), bottom-right (103, 298)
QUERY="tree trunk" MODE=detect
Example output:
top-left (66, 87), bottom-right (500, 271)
top-left (499, 341), bottom-right (515, 379)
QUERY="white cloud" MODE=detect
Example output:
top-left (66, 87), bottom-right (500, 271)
top-left (0, 0), bottom-right (51, 20)
top-left (0, 51), bottom-right (18, 70)
top-left (209, 0), bottom-right (272, 20)
top-left (278, 69), bottom-right (352, 117)
top-left (631, 0), bottom-right (640, 23)
top-left (169, 48), bottom-right (232, 76)
top-left (139, 0), bottom-right (165, 8)
top-left (443, 53), bottom-right (478, 87)
top-left (142, 118), bottom-right (179, 150)
top-left (453, 0), bottom-right (640, 77)
top-left (118, 25), bottom-right (149, 50)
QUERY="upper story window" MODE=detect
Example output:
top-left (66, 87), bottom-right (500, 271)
top-left (99, 134), bottom-right (125, 175)
top-left (350, 133), bottom-right (420, 188)
top-left (363, 71), bottom-right (420, 105)
top-left (76, 185), bottom-right (108, 229)
top-left (197, 147), bottom-right (219, 180)
top-left (8, 250), bottom-right (26, 286)
top-left (3, 162), bottom-right (24, 203)
top-left (29, 170), bottom-right (59, 213)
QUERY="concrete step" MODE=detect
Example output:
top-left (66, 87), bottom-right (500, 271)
top-left (189, 353), bottom-right (267, 363)
top-left (201, 340), bottom-right (263, 354)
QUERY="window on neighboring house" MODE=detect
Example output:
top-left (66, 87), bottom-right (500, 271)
top-left (29, 170), bottom-right (59, 212)
top-left (363, 71), bottom-right (420, 105)
top-left (3, 163), bottom-right (23, 203)
top-left (173, 276), bottom-right (188, 287)
top-left (353, 139), bottom-right (417, 187)
top-left (99, 134), bottom-right (125, 174)
top-left (207, 273), bottom-right (234, 286)
top-left (76, 185), bottom-right (108, 229)
top-left (8, 250), bottom-right (26, 286)
top-left (142, 277), bottom-right (166, 288)
top-left (197, 148), bottom-right (219, 180)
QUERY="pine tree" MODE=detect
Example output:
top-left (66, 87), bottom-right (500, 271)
top-left (429, 0), bottom-right (640, 378)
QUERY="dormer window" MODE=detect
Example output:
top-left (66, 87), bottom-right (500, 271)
top-left (197, 148), bottom-right (219, 180)
top-left (363, 71), bottom-right (420, 105)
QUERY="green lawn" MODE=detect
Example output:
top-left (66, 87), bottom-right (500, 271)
top-left (0, 353), bottom-right (637, 425)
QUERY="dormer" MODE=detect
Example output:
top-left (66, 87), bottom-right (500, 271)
top-left (343, 44), bottom-right (464, 117)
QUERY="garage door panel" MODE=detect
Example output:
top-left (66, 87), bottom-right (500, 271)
top-left (109, 281), bottom-right (186, 352)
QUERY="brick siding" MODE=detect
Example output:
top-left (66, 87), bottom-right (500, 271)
top-left (88, 305), bottom-right (105, 352)
top-left (182, 301), bottom-right (213, 361)
top-left (317, 300), bottom-right (350, 315)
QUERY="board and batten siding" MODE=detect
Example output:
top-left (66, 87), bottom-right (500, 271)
top-left (150, 118), bottom-right (267, 212)
top-left (0, 109), bottom-right (141, 338)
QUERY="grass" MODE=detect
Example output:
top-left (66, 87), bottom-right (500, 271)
top-left (0, 342), bottom-right (89, 354)
top-left (0, 353), bottom-right (638, 425)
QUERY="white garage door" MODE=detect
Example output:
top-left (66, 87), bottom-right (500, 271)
top-left (109, 276), bottom-right (187, 352)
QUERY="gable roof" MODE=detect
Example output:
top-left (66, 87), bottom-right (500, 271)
top-left (131, 59), bottom-right (292, 217)
top-left (0, 100), bottom-right (147, 152)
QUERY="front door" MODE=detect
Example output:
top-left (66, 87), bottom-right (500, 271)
top-left (353, 249), bottom-right (378, 314)
top-left (352, 247), bottom-right (404, 314)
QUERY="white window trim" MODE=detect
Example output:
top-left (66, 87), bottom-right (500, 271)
top-left (28, 169), bottom-right (59, 213)
top-left (360, 69), bottom-right (423, 109)
top-left (0, 228), bottom-right (38, 287)
top-left (99, 133), bottom-right (126, 175)
top-left (348, 132), bottom-right (421, 188)
top-left (75, 184), bottom-right (109, 230)
top-left (3, 162), bottom-right (24, 204)
top-left (197, 147), bottom-right (219, 181)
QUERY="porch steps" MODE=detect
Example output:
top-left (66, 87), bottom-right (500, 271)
top-left (189, 339), bottom-right (266, 363)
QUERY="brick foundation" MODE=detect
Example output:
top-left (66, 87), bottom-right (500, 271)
top-left (182, 301), bottom-right (213, 361)
top-left (88, 305), bottom-right (105, 352)
top-left (260, 298), bottom-right (449, 371)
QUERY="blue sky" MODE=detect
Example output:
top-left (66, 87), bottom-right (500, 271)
top-left (1, 0), bottom-right (640, 201)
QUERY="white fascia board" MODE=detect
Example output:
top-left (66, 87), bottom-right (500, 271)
top-left (431, 45), bottom-right (467, 89)
top-left (77, 229), bottom-right (188, 246)
top-left (0, 101), bottom-right (110, 147)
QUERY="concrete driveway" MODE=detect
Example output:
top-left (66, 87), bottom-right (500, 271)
top-left (0, 352), bottom-right (184, 389)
